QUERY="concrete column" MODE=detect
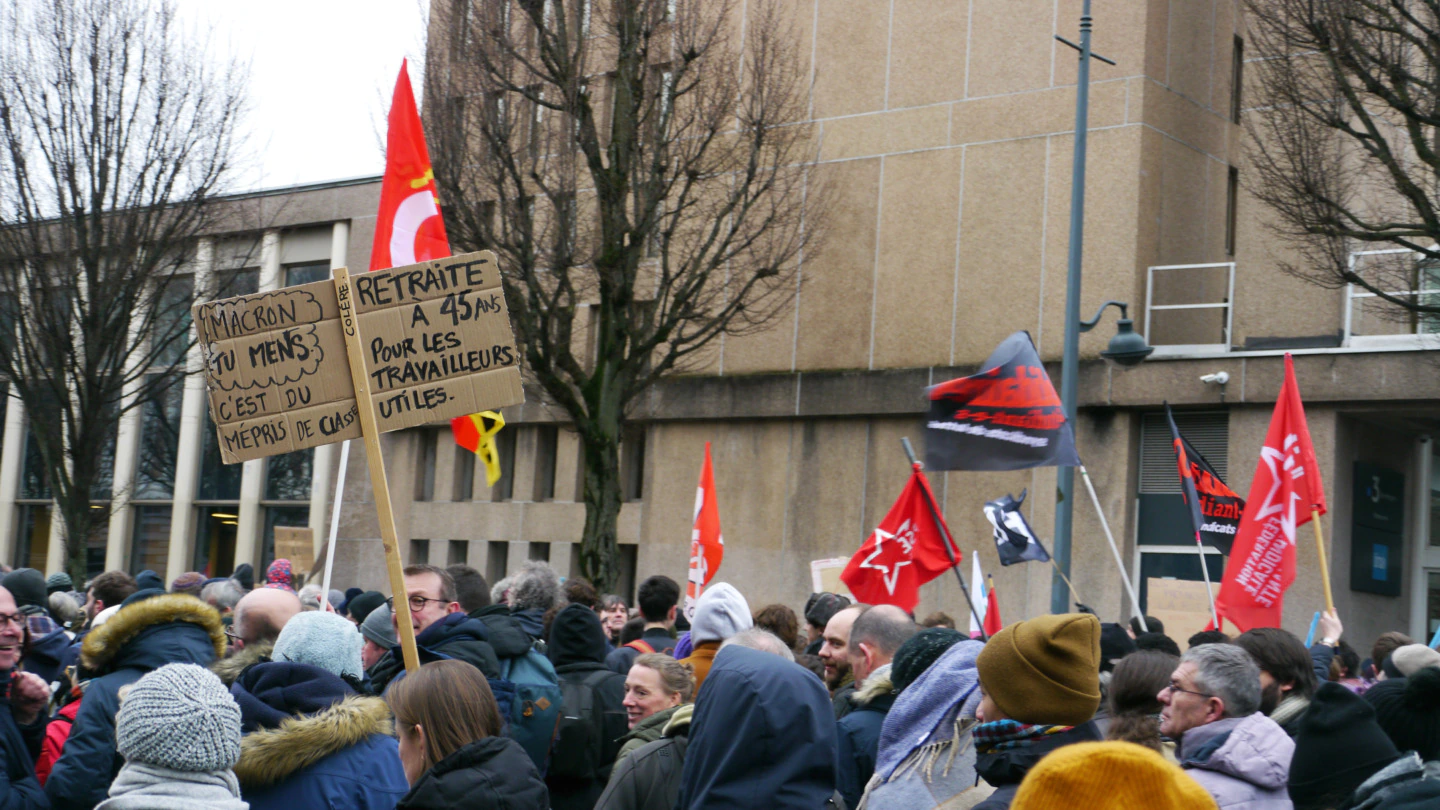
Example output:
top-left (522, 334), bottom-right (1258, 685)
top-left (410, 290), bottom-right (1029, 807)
top-left (106, 292), bottom-right (150, 570)
top-left (44, 499), bottom-right (64, 574)
top-left (233, 231), bottom-right (283, 573)
top-left (1410, 436), bottom-right (1433, 639)
top-left (164, 239), bottom-right (215, 580)
top-left (0, 392), bottom-right (26, 564)
top-left (308, 222), bottom-right (349, 559)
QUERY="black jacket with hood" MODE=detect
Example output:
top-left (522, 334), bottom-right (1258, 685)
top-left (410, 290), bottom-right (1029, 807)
top-left (677, 645), bottom-right (842, 810)
top-left (594, 703), bottom-right (693, 810)
top-left (546, 604), bottom-right (628, 810)
top-left (1, 669), bottom-right (47, 810)
top-left (972, 721), bottom-right (1103, 810)
top-left (468, 605), bottom-right (535, 660)
top-left (397, 736), bottom-right (548, 810)
top-left (367, 612), bottom-right (501, 695)
top-left (45, 593), bottom-right (225, 810)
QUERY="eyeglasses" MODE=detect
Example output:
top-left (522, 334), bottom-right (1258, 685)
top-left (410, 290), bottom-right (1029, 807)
top-left (223, 627), bottom-right (240, 643)
top-left (0, 612), bottom-right (23, 628)
top-left (387, 594), bottom-right (448, 613)
top-left (1162, 681), bottom-right (1214, 700)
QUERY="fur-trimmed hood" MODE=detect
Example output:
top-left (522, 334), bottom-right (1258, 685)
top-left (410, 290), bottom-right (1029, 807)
top-left (854, 664), bottom-right (895, 707)
top-left (80, 593), bottom-right (225, 673)
top-left (211, 640), bottom-right (274, 687)
top-left (233, 695), bottom-right (393, 786)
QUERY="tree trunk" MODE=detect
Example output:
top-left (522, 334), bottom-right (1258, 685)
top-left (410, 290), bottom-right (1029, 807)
top-left (578, 423), bottom-right (624, 593)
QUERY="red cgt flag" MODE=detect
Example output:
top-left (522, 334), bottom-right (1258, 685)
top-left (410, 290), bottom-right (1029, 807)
top-left (371, 59), bottom-right (450, 271)
top-left (1215, 354), bottom-right (1326, 631)
top-left (984, 575), bottom-right (1002, 637)
top-left (841, 465), bottom-right (959, 612)
top-left (684, 442), bottom-right (724, 619)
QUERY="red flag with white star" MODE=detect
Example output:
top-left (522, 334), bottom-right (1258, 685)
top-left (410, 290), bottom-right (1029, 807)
top-left (371, 59), bottom-right (450, 271)
top-left (841, 465), bottom-right (959, 611)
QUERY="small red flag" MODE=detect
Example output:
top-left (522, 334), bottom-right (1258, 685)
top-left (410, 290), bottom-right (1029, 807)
top-left (1215, 354), bottom-right (1326, 631)
top-left (371, 60), bottom-right (450, 271)
top-left (841, 465), bottom-right (959, 611)
top-left (984, 575), bottom-right (1002, 637)
top-left (684, 443), bottom-right (724, 619)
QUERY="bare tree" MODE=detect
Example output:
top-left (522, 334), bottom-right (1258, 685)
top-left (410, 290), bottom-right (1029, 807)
top-left (1246, 0), bottom-right (1440, 329)
top-left (426, 0), bottom-right (825, 589)
top-left (0, 0), bottom-right (249, 578)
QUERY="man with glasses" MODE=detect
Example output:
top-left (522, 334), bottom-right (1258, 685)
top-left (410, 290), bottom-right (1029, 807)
top-left (366, 564), bottom-right (500, 695)
top-left (0, 584), bottom-right (51, 808)
top-left (1159, 642), bottom-right (1295, 809)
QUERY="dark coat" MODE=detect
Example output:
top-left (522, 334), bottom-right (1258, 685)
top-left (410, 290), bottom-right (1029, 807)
top-left (604, 627), bottom-right (677, 675)
top-left (972, 721), bottom-right (1103, 810)
top-left (469, 606), bottom-right (536, 659)
top-left (594, 704), bottom-right (692, 810)
top-left (677, 646), bottom-right (841, 810)
top-left (368, 612), bottom-right (501, 695)
top-left (22, 627), bottom-right (69, 689)
top-left (230, 662), bottom-right (409, 810)
top-left (835, 673), bottom-right (896, 810)
top-left (1, 674), bottom-right (48, 810)
top-left (546, 605), bottom-right (629, 810)
top-left (512, 608), bottom-right (546, 640)
top-left (44, 594), bottom-right (224, 810)
top-left (396, 736), bottom-right (549, 810)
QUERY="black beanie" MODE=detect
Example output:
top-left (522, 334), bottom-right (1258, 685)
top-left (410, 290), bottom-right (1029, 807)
top-left (1, 569), bottom-right (47, 613)
top-left (804, 592), bottom-right (851, 629)
top-left (1289, 682), bottom-right (1402, 810)
top-left (1099, 622), bottom-right (1137, 673)
top-left (346, 591), bottom-right (386, 624)
top-left (1365, 667), bottom-right (1440, 762)
top-left (892, 627), bottom-right (965, 692)
top-left (231, 563), bottom-right (255, 591)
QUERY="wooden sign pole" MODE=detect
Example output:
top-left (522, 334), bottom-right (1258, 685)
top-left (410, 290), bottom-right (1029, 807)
top-left (333, 266), bottom-right (421, 673)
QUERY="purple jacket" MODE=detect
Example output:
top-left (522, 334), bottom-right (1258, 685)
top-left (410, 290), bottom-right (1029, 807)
top-left (1179, 713), bottom-right (1294, 810)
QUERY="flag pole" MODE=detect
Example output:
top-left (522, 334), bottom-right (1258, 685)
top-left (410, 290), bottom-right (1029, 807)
top-left (1077, 465), bottom-right (1147, 632)
top-left (1047, 553), bottom-right (1084, 608)
top-left (901, 438), bottom-right (988, 641)
top-left (1192, 529), bottom-right (1220, 628)
top-left (1312, 509), bottom-right (1335, 612)
top-left (319, 439), bottom-right (350, 599)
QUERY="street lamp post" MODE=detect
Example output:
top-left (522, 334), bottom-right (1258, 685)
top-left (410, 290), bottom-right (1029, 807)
top-left (1052, 0), bottom-right (1117, 615)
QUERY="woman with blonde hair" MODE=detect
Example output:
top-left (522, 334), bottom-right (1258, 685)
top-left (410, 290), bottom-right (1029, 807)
top-left (385, 660), bottom-right (548, 810)
top-left (595, 654), bottom-right (697, 810)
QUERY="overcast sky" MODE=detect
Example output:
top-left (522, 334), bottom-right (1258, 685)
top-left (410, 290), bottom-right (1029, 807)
top-left (186, 0), bottom-right (431, 192)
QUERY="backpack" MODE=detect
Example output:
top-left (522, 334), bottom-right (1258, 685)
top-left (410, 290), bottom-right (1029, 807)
top-left (624, 639), bottom-right (655, 654)
top-left (490, 647), bottom-right (564, 777)
top-left (547, 669), bottom-right (620, 781)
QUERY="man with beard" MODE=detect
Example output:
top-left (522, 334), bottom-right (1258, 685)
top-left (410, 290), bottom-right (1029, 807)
top-left (819, 605), bottom-right (866, 719)
top-left (1235, 619), bottom-right (1334, 738)
top-left (1159, 642), bottom-right (1293, 809)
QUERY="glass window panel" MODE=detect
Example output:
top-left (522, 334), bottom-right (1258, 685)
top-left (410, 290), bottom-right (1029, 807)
top-left (129, 505), bottom-right (171, 575)
top-left (134, 376), bottom-right (184, 500)
top-left (1429, 570), bottom-right (1440, 639)
top-left (199, 409), bottom-right (243, 500)
top-left (21, 428), bottom-right (51, 500)
top-left (88, 401), bottom-right (118, 501)
top-left (83, 516), bottom-right (106, 579)
top-left (0, 384), bottom-right (7, 458)
top-left (193, 507), bottom-right (240, 577)
top-left (14, 504), bottom-right (50, 569)
top-left (152, 274), bottom-right (195, 369)
top-left (261, 505), bottom-right (309, 572)
top-left (217, 268), bottom-right (259, 299)
top-left (265, 449), bottom-right (313, 501)
top-left (285, 262), bottom-right (330, 286)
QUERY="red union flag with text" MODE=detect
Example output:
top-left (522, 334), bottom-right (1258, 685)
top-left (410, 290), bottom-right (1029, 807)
top-left (684, 443), bottom-right (724, 619)
top-left (1215, 355), bottom-right (1327, 631)
top-left (841, 465), bottom-right (959, 611)
top-left (371, 59), bottom-right (451, 271)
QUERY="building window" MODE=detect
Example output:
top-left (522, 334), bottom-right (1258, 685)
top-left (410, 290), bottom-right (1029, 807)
top-left (448, 540), bottom-right (468, 566)
top-left (1231, 36), bottom-right (1244, 124)
top-left (266, 449), bottom-right (313, 501)
top-left (486, 540), bottom-right (509, 585)
top-left (621, 424), bottom-right (645, 501)
top-left (285, 262), bottom-right (330, 286)
top-left (416, 429), bottom-right (438, 502)
top-left (130, 505), bottom-right (171, 574)
top-left (1225, 167), bottom-right (1239, 257)
top-left (199, 410), bottom-right (243, 501)
top-left (491, 427), bottom-right (517, 502)
top-left (135, 376), bottom-right (183, 499)
top-left (410, 539), bottom-right (430, 565)
top-left (528, 542), bottom-right (551, 562)
top-left (534, 425), bottom-right (558, 501)
top-left (194, 506), bottom-right (239, 577)
top-left (13, 505), bottom-right (51, 570)
top-left (453, 446), bottom-right (476, 501)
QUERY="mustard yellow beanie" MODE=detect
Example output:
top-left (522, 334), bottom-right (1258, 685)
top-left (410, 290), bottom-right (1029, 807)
top-left (975, 612), bottom-right (1101, 726)
top-left (1012, 741), bottom-right (1218, 810)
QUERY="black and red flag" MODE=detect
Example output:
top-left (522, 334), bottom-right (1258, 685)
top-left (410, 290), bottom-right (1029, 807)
top-left (925, 332), bottom-right (1080, 471)
top-left (1165, 404), bottom-right (1244, 556)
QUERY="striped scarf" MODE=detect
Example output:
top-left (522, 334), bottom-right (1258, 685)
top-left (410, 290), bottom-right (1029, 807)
top-left (972, 719), bottom-right (1073, 754)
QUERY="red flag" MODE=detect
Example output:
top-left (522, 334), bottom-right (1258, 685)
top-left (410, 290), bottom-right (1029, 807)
top-left (684, 443), bottom-right (724, 619)
top-left (984, 575), bottom-right (1002, 637)
top-left (371, 60), bottom-right (450, 271)
top-left (1215, 355), bottom-right (1326, 631)
top-left (841, 465), bottom-right (959, 611)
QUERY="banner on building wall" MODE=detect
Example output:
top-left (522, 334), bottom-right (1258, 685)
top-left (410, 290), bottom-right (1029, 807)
top-left (924, 331), bottom-right (1080, 471)
top-left (193, 251), bottom-right (524, 463)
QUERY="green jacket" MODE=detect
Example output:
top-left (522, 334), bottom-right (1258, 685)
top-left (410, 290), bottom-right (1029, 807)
top-left (616, 705), bottom-right (681, 761)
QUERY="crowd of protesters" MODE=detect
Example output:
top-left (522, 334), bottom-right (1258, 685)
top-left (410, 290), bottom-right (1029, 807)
top-left (4, 558), bottom-right (1440, 809)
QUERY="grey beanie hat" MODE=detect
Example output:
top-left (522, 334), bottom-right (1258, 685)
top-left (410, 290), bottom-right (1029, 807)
top-left (116, 663), bottom-right (241, 772)
top-left (272, 610), bottom-right (364, 679)
top-left (360, 602), bottom-right (398, 650)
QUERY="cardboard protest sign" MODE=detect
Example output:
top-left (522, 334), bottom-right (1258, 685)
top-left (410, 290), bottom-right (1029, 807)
top-left (194, 251), bottom-right (524, 464)
top-left (1147, 577), bottom-right (1217, 645)
top-left (273, 526), bottom-right (315, 575)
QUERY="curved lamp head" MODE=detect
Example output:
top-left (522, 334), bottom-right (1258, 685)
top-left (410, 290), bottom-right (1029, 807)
top-left (1101, 317), bottom-right (1154, 367)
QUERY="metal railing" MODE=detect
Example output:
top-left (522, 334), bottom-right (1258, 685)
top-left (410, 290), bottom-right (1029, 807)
top-left (1144, 262), bottom-right (1235, 355)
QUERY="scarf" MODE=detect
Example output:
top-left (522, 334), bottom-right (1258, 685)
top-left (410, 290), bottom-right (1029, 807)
top-left (1270, 693), bottom-right (1310, 730)
top-left (972, 719), bottom-right (1073, 754)
top-left (95, 761), bottom-right (249, 810)
top-left (876, 640), bottom-right (983, 781)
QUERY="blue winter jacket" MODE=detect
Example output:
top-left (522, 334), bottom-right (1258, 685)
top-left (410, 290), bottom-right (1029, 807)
top-left (677, 645), bottom-right (841, 810)
top-left (22, 628), bottom-right (70, 690)
top-left (835, 668), bottom-right (896, 810)
top-left (44, 594), bottom-right (224, 810)
top-left (231, 661), bottom-right (409, 810)
top-left (1, 673), bottom-right (48, 810)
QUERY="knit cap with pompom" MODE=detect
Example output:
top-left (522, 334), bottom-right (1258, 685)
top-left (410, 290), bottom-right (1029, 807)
top-left (116, 663), bottom-right (241, 772)
top-left (1365, 664), bottom-right (1440, 762)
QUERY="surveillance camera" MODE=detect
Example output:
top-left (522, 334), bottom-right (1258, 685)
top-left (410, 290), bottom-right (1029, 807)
top-left (1200, 371), bottom-right (1230, 385)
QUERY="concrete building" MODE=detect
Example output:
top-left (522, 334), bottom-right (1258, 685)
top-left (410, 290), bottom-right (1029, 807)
top-left (5, 1), bottom-right (1436, 648)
